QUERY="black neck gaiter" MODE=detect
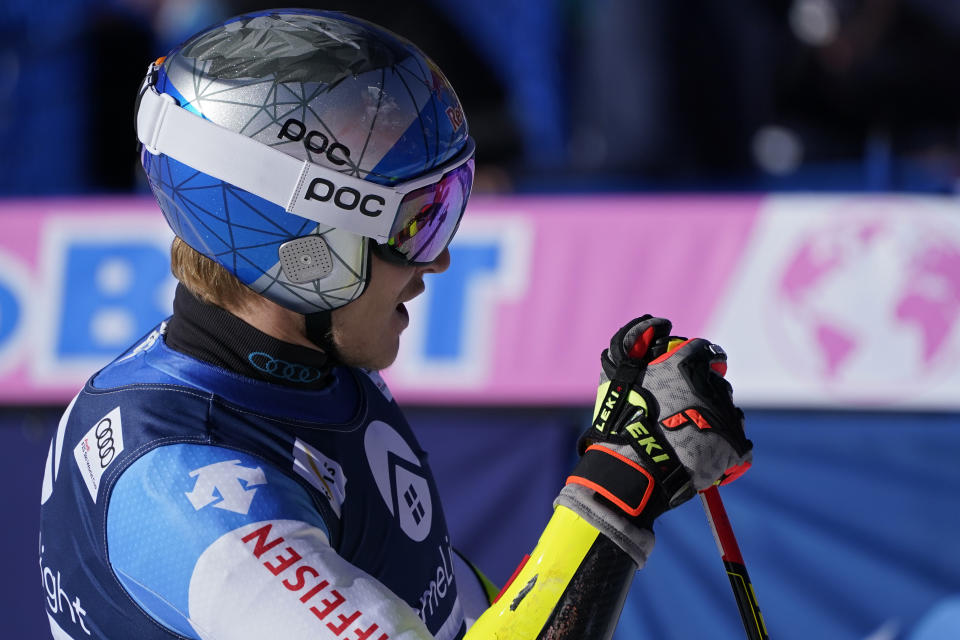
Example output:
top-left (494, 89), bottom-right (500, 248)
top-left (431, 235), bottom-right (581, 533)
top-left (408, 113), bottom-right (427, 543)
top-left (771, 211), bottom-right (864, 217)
top-left (165, 284), bottom-right (334, 389)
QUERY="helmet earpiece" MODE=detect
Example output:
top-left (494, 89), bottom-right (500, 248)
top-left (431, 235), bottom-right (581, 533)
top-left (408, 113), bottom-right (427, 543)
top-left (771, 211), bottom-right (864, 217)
top-left (279, 236), bottom-right (334, 284)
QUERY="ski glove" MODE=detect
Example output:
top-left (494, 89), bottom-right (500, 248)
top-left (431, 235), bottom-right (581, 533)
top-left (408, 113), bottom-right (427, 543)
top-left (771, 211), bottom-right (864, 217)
top-left (555, 315), bottom-right (753, 566)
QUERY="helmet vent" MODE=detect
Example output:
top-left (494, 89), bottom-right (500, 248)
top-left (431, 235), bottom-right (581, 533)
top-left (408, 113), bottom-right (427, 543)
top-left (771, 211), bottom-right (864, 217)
top-left (279, 236), bottom-right (334, 283)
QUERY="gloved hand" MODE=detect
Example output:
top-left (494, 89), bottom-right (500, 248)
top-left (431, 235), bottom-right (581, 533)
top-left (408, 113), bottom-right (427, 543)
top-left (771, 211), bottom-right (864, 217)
top-left (555, 315), bottom-right (753, 566)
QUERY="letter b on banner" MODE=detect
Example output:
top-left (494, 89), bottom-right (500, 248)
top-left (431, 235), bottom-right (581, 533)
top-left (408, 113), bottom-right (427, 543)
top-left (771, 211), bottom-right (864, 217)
top-left (57, 242), bottom-right (172, 358)
top-left (0, 282), bottom-right (20, 352)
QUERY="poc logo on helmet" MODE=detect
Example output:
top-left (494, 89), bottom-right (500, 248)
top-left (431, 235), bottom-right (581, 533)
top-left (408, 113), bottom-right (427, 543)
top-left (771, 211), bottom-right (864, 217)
top-left (278, 118), bottom-right (351, 166)
top-left (303, 178), bottom-right (385, 217)
top-left (280, 118), bottom-right (385, 218)
top-left (303, 178), bottom-right (387, 218)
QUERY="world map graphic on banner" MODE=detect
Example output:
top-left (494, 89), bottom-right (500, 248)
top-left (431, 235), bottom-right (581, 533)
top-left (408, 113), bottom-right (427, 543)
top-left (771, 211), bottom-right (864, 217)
top-left (774, 200), bottom-right (960, 387)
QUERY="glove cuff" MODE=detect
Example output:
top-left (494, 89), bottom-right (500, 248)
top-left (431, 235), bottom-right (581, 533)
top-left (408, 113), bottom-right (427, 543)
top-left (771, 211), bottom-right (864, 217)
top-left (568, 444), bottom-right (669, 526)
top-left (555, 484), bottom-right (655, 567)
top-left (557, 440), bottom-right (693, 566)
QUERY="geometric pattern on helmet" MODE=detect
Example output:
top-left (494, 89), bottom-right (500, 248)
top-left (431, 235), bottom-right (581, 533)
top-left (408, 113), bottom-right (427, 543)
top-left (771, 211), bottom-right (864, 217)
top-left (141, 9), bottom-right (469, 312)
top-left (158, 10), bottom-right (468, 184)
top-left (143, 152), bottom-right (367, 313)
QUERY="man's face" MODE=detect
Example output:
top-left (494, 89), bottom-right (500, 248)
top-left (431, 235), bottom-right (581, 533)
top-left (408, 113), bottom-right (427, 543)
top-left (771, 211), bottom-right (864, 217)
top-left (329, 248), bottom-right (450, 370)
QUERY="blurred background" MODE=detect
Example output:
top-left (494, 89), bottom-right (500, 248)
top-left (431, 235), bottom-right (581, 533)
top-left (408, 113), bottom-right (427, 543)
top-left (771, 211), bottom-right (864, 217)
top-left (3, 0), bottom-right (960, 639)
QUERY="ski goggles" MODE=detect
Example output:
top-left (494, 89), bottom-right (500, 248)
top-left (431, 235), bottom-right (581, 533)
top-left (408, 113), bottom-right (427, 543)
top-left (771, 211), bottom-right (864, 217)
top-left (136, 66), bottom-right (475, 266)
top-left (373, 153), bottom-right (474, 265)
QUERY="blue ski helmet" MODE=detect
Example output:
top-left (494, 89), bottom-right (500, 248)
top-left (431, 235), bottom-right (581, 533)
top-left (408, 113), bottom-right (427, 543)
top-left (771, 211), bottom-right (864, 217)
top-left (136, 9), bottom-right (474, 313)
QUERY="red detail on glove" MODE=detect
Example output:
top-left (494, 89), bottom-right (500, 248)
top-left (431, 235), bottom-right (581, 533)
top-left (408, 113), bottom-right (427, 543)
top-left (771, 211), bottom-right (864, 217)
top-left (566, 445), bottom-right (655, 517)
top-left (685, 409), bottom-right (713, 430)
top-left (662, 409), bottom-right (713, 430)
top-left (661, 412), bottom-right (689, 429)
top-left (719, 460), bottom-right (752, 485)
top-left (493, 554), bottom-right (531, 604)
top-left (648, 338), bottom-right (694, 364)
top-left (710, 361), bottom-right (728, 377)
top-left (628, 326), bottom-right (657, 360)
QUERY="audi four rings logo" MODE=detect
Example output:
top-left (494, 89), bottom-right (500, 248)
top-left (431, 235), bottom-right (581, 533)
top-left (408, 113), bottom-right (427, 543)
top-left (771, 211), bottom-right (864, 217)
top-left (94, 418), bottom-right (116, 468)
top-left (73, 406), bottom-right (124, 502)
top-left (248, 352), bottom-right (325, 383)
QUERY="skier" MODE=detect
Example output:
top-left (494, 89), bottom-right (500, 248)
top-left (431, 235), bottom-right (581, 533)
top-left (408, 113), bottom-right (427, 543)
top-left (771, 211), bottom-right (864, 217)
top-left (39, 9), bottom-right (753, 639)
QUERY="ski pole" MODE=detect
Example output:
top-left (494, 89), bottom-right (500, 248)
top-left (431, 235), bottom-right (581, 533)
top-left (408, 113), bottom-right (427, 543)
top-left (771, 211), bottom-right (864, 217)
top-left (700, 485), bottom-right (769, 639)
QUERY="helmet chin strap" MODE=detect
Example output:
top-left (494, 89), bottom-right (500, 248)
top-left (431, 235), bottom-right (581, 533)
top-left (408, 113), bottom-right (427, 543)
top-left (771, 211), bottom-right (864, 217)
top-left (305, 310), bottom-right (342, 365)
top-left (302, 237), bottom-right (377, 365)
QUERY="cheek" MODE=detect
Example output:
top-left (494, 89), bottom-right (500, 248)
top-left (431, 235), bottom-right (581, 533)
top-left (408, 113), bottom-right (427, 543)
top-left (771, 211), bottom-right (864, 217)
top-left (330, 298), bottom-right (393, 346)
top-left (369, 258), bottom-right (416, 297)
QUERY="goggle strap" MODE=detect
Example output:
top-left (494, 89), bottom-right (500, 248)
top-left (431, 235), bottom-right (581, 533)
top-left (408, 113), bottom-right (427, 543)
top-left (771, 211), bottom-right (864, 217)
top-left (136, 85), bottom-right (399, 241)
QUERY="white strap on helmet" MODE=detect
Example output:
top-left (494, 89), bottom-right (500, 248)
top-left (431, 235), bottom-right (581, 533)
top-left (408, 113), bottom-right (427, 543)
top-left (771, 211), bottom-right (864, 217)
top-left (136, 85), bottom-right (402, 242)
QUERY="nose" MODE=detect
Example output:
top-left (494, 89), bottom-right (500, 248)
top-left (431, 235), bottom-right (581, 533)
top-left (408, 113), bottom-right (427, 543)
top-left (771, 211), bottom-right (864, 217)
top-left (420, 247), bottom-right (450, 275)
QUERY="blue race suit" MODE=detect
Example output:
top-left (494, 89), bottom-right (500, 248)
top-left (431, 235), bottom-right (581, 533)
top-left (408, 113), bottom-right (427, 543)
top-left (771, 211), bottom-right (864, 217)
top-left (39, 289), bottom-right (480, 640)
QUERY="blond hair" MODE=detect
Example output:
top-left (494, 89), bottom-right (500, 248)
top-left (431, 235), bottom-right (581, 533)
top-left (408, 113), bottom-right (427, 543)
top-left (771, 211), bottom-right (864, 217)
top-left (170, 237), bottom-right (250, 310)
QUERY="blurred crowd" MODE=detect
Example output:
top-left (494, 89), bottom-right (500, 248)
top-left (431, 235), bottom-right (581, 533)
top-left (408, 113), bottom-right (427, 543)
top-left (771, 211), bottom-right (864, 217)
top-left (1, 0), bottom-right (959, 195)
